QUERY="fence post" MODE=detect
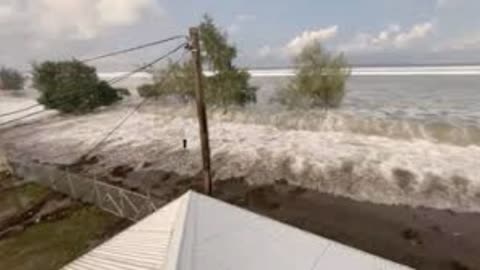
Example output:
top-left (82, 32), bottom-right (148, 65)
top-left (66, 168), bottom-right (77, 199)
top-left (189, 27), bottom-right (212, 196)
top-left (93, 174), bottom-right (100, 207)
top-left (49, 168), bottom-right (57, 191)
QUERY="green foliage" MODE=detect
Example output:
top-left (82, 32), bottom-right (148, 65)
top-left (0, 67), bottom-right (25, 90)
top-left (200, 14), bottom-right (257, 106)
top-left (137, 83), bottom-right (157, 98)
top-left (33, 60), bottom-right (122, 114)
top-left (279, 41), bottom-right (351, 108)
top-left (199, 15), bottom-right (237, 71)
top-left (0, 204), bottom-right (120, 270)
top-left (206, 68), bottom-right (256, 106)
top-left (137, 14), bottom-right (257, 107)
top-left (138, 60), bottom-right (195, 101)
top-left (116, 87), bottom-right (131, 97)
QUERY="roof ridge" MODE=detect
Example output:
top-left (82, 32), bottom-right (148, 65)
top-left (164, 191), bottom-right (195, 270)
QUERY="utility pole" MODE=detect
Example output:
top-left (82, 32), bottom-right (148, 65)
top-left (189, 27), bottom-right (212, 195)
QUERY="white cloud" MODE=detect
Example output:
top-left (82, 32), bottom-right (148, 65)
top-left (1, 0), bottom-right (158, 40)
top-left (97, 0), bottom-right (153, 25)
top-left (436, 0), bottom-right (457, 8)
top-left (394, 22), bottom-right (433, 48)
top-left (258, 45), bottom-right (273, 58)
top-left (285, 25), bottom-right (338, 54)
top-left (257, 25), bottom-right (339, 59)
top-left (438, 33), bottom-right (480, 51)
top-left (0, 3), bottom-right (15, 21)
top-left (227, 24), bottom-right (240, 35)
top-left (227, 13), bottom-right (256, 35)
top-left (340, 22), bottom-right (433, 52)
top-left (236, 14), bottom-right (256, 22)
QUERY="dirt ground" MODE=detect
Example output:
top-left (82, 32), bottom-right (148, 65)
top-left (229, 182), bottom-right (480, 270)
top-left (76, 163), bottom-right (480, 270)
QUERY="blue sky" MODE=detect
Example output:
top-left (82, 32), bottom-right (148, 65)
top-left (1, 0), bottom-right (480, 70)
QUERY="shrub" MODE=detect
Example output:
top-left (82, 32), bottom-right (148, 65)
top-left (116, 88), bottom-right (131, 97)
top-left (33, 60), bottom-right (122, 114)
top-left (137, 60), bottom-right (195, 101)
top-left (137, 83), bottom-right (157, 98)
top-left (206, 68), bottom-right (256, 106)
top-left (278, 41), bottom-right (350, 108)
top-left (0, 67), bottom-right (25, 90)
top-left (137, 15), bottom-right (257, 107)
top-left (200, 15), bottom-right (257, 106)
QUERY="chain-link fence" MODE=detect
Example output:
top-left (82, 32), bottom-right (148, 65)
top-left (9, 160), bottom-right (157, 221)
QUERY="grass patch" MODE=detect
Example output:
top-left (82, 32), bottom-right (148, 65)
top-left (0, 206), bottom-right (120, 270)
top-left (0, 184), bottom-right (50, 219)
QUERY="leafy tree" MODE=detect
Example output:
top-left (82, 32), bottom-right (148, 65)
top-left (0, 67), bottom-right (25, 90)
top-left (33, 60), bottom-right (122, 114)
top-left (278, 41), bottom-right (350, 108)
top-left (137, 15), bottom-right (257, 106)
top-left (140, 60), bottom-right (196, 101)
top-left (137, 83), bottom-right (158, 98)
top-left (206, 68), bottom-right (256, 106)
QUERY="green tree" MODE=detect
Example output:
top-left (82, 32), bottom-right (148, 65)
top-left (33, 60), bottom-right (123, 114)
top-left (139, 60), bottom-right (195, 101)
top-left (279, 41), bottom-right (350, 108)
top-left (137, 15), bottom-right (257, 106)
top-left (0, 67), bottom-right (25, 90)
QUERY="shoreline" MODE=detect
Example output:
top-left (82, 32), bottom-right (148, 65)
top-left (86, 165), bottom-right (480, 269)
top-left (2, 91), bottom-right (480, 269)
top-left (12, 158), bottom-right (478, 270)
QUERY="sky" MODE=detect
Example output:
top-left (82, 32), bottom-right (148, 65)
top-left (1, 0), bottom-right (480, 71)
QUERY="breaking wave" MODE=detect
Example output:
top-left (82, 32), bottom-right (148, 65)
top-left (248, 65), bottom-right (480, 77)
top-left (116, 103), bottom-right (480, 213)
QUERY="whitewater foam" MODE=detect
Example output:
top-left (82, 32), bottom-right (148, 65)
top-left (97, 65), bottom-right (480, 79)
top-left (247, 66), bottom-right (480, 77)
top-left (2, 101), bottom-right (479, 213)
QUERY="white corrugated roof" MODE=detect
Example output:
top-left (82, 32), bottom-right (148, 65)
top-left (62, 194), bottom-right (188, 270)
top-left (62, 191), bottom-right (412, 270)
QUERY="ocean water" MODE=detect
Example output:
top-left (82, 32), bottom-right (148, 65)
top-left (249, 73), bottom-right (480, 146)
top-left (197, 67), bottom-right (480, 211)
top-left (93, 67), bottom-right (480, 212)
top-left (3, 66), bottom-right (480, 211)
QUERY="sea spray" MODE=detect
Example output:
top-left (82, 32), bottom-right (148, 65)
top-left (7, 102), bottom-right (473, 212)
top-left (2, 78), bottom-right (480, 212)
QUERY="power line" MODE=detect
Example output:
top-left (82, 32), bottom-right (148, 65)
top-left (0, 87), bottom-right (86, 118)
top-left (53, 42), bottom-right (186, 109)
top-left (0, 109), bottom-right (49, 128)
top-left (46, 49), bottom-right (189, 166)
top-left (0, 104), bottom-right (39, 118)
top-left (107, 42), bottom-right (187, 85)
top-left (78, 98), bottom-right (150, 162)
top-left (0, 42), bottom-right (187, 129)
top-left (81, 35), bottom-right (187, 63)
top-left (0, 92), bottom-right (82, 128)
top-left (76, 48), bottom-right (188, 162)
top-left (0, 35), bottom-right (186, 119)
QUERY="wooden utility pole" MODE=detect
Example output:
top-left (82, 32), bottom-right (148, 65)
top-left (189, 27), bottom-right (212, 195)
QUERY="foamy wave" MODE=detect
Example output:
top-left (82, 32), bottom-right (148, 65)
top-left (98, 72), bottom-right (152, 79)
top-left (109, 105), bottom-right (480, 212)
top-left (208, 107), bottom-right (480, 147)
top-left (102, 65), bottom-right (480, 78)
top-left (247, 66), bottom-right (480, 77)
top-left (4, 103), bottom-right (479, 212)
